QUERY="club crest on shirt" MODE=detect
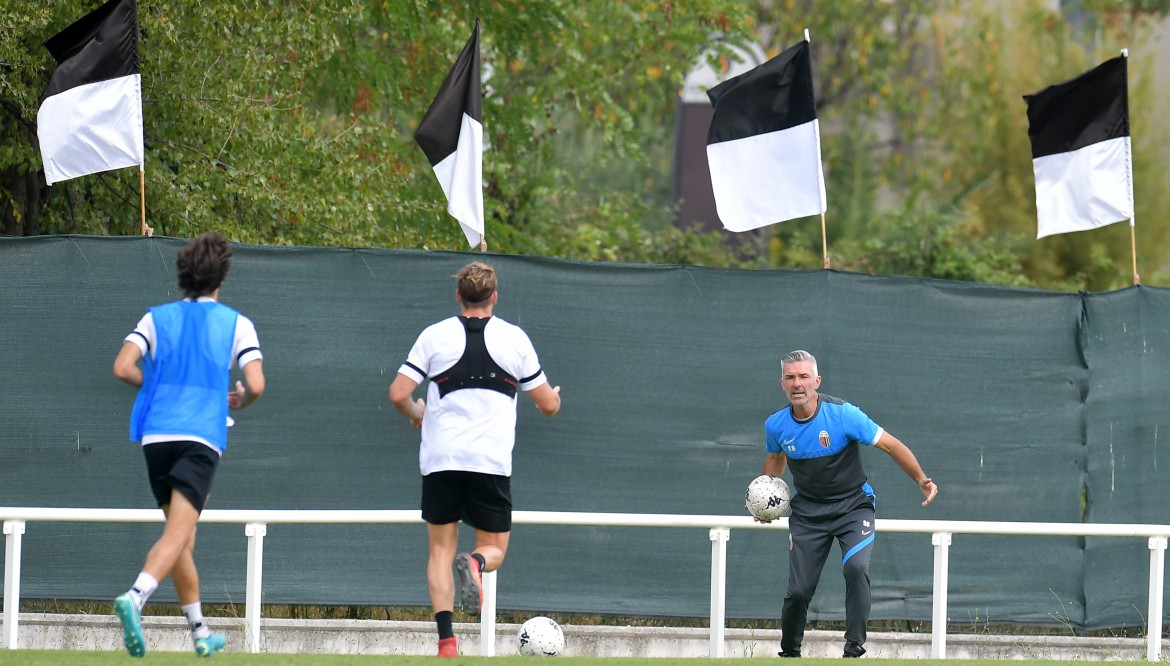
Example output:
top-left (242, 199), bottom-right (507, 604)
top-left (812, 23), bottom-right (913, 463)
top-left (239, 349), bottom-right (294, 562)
top-left (819, 430), bottom-right (830, 448)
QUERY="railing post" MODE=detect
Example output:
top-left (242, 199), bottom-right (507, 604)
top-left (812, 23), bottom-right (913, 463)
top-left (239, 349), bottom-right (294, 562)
top-left (1148, 536), bottom-right (1166, 662)
top-left (244, 522), bottom-right (266, 654)
top-left (3, 520), bottom-right (25, 650)
top-left (480, 570), bottom-right (497, 656)
top-left (709, 528), bottom-right (730, 658)
top-left (931, 532), bottom-right (951, 659)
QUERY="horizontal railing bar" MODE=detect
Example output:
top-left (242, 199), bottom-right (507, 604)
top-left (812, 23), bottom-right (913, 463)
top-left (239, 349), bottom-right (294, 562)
top-left (2, 507), bottom-right (1169, 537)
top-left (876, 518), bottom-right (1170, 538)
top-left (4, 508), bottom-right (1169, 660)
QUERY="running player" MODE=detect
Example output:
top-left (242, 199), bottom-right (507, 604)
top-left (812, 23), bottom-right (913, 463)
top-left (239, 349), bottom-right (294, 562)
top-left (112, 232), bottom-right (265, 658)
top-left (389, 261), bottom-right (561, 657)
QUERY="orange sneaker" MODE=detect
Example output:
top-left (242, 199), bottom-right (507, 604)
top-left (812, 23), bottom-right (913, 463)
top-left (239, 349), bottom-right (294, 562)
top-left (438, 636), bottom-right (458, 657)
top-left (455, 552), bottom-right (483, 615)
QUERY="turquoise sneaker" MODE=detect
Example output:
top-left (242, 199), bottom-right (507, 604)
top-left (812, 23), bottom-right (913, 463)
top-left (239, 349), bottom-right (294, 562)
top-left (112, 594), bottom-right (146, 658)
top-left (194, 632), bottom-right (227, 657)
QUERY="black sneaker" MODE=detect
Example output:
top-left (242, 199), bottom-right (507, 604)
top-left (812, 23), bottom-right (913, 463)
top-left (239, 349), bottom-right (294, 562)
top-left (843, 642), bottom-right (866, 658)
top-left (455, 552), bottom-right (483, 615)
top-left (777, 650), bottom-right (801, 658)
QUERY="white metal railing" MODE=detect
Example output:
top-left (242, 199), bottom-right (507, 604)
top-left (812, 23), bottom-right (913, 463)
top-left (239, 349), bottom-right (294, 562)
top-left (2, 508), bottom-right (1168, 659)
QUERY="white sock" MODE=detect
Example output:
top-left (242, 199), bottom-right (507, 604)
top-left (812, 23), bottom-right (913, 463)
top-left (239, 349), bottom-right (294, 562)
top-left (182, 601), bottom-right (210, 640)
top-left (128, 572), bottom-right (158, 611)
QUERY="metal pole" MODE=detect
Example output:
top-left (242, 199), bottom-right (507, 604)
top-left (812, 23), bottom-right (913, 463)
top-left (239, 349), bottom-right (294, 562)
top-left (3, 521), bottom-right (25, 650)
top-left (709, 528), bottom-right (730, 658)
top-left (931, 532), bottom-right (952, 659)
top-left (244, 523), bottom-right (266, 653)
top-left (1148, 536), bottom-right (1166, 662)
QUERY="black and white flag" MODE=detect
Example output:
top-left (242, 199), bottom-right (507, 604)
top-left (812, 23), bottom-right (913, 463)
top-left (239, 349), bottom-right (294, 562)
top-left (414, 21), bottom-right (484, 248)
top-left (705, 39), bottom-right (826, 232)
top-left (1024, 56), bottom-right (1133, 239)
top-left (37, 0), bottom-right (144, 186)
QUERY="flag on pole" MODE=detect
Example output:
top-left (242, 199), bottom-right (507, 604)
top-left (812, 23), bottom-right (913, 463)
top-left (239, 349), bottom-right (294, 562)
top-left (705, 39), bottom-right (826, 233)
top-left (1023, 56), bottom-right (1133, 239)
top-left (414, 20), bottom-right (484, 248)
top-left (37, 0), bottom-right (144, 186)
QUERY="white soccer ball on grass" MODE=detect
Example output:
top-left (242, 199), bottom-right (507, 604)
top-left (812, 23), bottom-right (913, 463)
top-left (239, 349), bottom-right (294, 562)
top-left (518, 615), bottom-right (564, 656)
top-left (745, 474), bottom-right (791, 521)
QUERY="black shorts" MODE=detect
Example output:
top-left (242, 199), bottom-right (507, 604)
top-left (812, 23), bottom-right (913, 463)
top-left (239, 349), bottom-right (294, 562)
top-left (142, 441), bottom-right (220, 512)
top-left (421, 470), bottom-right (512, 533)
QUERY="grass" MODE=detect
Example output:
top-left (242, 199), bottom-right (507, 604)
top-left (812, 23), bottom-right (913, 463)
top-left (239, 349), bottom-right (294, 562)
top-left (0, 656), bottom-right (1156, 666)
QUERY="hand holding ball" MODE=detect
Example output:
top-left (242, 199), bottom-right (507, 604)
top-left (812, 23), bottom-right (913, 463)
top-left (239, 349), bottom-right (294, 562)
top-left (745, 475), bottom-right (791, 521)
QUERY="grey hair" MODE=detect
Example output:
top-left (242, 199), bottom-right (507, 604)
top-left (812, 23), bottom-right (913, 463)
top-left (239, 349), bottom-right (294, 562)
top-left (780, 350), bottom-right (818, 377)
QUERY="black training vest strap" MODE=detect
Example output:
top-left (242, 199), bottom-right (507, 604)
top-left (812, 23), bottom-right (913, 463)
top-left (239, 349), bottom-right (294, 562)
top-left (432, 317), bottom-right (519, 398)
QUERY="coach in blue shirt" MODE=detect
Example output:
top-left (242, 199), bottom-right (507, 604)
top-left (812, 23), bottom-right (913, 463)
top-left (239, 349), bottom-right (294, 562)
top-left (758, 350), bottom-right (938, 659)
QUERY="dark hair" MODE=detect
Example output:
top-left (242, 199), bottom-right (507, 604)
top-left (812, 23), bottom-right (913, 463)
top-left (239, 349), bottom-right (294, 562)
top-left (455, 262), bottom-right (497, 306)
top-left (177, 232), bottom-right (232, 297)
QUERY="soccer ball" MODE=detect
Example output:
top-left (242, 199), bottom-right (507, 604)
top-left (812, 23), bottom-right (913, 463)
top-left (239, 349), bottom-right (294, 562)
top-left (745, 474), bottom-right (791, 520)
top-left (518, 616), bottom-right (564, 656)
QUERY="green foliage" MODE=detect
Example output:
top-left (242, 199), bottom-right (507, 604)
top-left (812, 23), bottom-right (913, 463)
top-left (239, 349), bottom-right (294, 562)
top-left (0, 0), bottom-right (753, 269)
top-left (747, 0), bottom-right (1170, 289)
top-left (3, 2), bottom-right (1169, 287)
top-left (927, 1), bottom-right (1170, 290)
top-left (833, 204), bottom-right (1032, 287)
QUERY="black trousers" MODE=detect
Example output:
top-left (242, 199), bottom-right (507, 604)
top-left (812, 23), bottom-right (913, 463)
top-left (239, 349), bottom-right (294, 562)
top-left (780, 495), bottom-right (876, 654)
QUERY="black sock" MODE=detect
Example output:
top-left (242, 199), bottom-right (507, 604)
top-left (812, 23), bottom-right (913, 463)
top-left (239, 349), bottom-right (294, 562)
top-left (471, 553), bottom-right (486, 570)
top-left (436, 610), bottom-right (454, 639)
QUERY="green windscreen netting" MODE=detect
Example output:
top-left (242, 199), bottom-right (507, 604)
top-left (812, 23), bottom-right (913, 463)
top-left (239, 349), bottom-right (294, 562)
top-left (1, 236), bottom-right (1166, 631)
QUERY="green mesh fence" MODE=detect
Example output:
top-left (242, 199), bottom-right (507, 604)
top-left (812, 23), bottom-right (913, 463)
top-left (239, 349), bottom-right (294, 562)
top-left (1, 235), bottom-right (1166, 631)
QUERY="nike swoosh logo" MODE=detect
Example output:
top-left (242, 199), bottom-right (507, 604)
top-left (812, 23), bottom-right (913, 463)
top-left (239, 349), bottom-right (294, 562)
top-left (781, 438), bottom-right (796, 446)
top-left (861, 529), bottom-right (873, 536)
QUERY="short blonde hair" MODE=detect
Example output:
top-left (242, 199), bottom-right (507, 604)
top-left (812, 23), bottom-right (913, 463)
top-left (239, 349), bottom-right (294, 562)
top-left (455, 262), bottom-right (497, 305)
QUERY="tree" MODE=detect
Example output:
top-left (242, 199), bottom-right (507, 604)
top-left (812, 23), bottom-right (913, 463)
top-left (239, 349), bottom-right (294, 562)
top-left (0, 0), bottom-right (754, 267)
top-left (748, 0), bottom-right (1170, 290)
top-left (7, 2), bottom-right (1168, 288)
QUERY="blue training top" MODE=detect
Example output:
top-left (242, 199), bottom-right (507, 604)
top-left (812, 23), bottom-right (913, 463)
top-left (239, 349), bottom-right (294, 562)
top-left (764, 394), bottom-right (881, 503)
top-left (129, 300), bottom-right (239, 452)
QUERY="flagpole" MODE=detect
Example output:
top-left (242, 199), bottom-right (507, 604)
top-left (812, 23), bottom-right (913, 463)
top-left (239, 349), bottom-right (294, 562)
top-left (136, 0), bottom-right (150, 239)
top-left (805, 28), bottom-right (830, 270)
top-left (138, 165), bottom-right (152, 237)
top-left (479, 234), bottom-right (487, 253)
top-left (1120, 48), bottom-right (1138, 285)
top-left (1130, 222), bottom-right (1139, 285)
top-left (820, 213), bottom-right (830, 269)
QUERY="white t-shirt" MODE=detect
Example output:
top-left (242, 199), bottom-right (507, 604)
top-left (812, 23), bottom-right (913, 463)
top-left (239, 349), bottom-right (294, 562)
top-left (124, 296), bottom-right (263, 448)
top-left (398, 315), bottom-right (547, 476)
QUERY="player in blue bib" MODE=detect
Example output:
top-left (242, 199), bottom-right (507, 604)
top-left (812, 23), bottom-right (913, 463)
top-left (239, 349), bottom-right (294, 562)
top-left (758, 350), bottom-right (938, 659)
top-left (111, 233), bottom-right (265, 658)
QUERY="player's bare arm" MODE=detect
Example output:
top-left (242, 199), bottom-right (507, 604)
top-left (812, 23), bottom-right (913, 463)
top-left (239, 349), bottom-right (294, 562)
top-left (389, 373), bottom-right (425, 428)
top-left (874, 431), bottom-right (938, 506)
top-left (763, 451), bottom-right (787, 478)
top-left (113, 341), bottom-right (144, 387)
top-left (527, 383), bottom-right (561, 416)
top-left (229, 359), bottom-right (265, 410)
